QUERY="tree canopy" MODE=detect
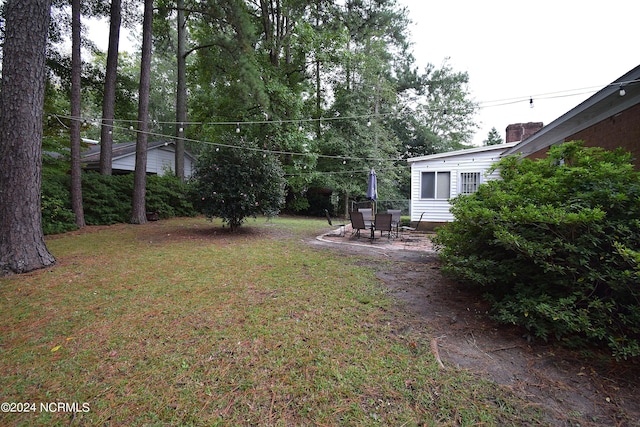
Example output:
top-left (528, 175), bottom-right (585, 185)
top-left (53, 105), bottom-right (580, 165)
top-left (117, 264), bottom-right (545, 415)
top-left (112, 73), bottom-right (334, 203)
top-left (0, 0), bottom-right (482, 259)
top-left (21, 0), bottom-right (479, 213)
top-left (483, 126), bottom-right (504, 146)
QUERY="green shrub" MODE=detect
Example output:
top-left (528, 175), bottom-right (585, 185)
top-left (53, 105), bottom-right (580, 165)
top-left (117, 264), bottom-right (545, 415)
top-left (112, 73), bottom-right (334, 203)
top-left (82, 173), bottom-right (133, 225)
top-left (41, 171), bottom-right (78, 235)
top-left (433, 141), bottom-right (640, 359)
top-left (146, 174), bottom-right (197, 219)
top-left (40, 171), bottom-right (197, 233)
top-left (190, 139), bottom-right (286, 231)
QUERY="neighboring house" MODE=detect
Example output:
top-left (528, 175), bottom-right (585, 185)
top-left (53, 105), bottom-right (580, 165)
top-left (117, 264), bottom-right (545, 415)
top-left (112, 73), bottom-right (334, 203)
top-left (81, 141), bottom-right (195, 177)
top-left (407, 142), bottom-right (519, 228)
top-left (503, 64), bottom-right (640, 168)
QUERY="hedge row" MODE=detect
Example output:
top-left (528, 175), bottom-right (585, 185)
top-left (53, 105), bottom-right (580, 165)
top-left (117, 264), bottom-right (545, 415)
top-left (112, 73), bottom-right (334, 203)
top-left (42, 171), bottom-right (197, 235)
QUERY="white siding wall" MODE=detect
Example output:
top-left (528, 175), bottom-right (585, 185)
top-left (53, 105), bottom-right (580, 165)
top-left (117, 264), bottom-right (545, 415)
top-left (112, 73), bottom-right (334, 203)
top-left (111, 145), bottom-right (194, 177)
top-left (112, 155), bottom-right (136, 173)
top-left (184, 156), bottom-right (193, 177)
top-left (148, 146), bottom-right (176, 175)
top-left (409, 149), bottom-right (505, 222)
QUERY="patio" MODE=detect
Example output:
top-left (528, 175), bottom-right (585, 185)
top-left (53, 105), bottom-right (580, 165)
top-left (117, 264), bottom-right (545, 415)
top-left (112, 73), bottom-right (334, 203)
top-left (318, 223), bottom-right (436, 253)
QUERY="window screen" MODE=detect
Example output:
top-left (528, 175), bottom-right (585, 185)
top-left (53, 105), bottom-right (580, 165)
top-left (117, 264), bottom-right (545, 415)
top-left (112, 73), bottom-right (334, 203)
top-left (460, 172), bottom-right (481, 195)
top-left (436, 172), bottom-right (450, 198)
top-left (421, 172), bottom-right (435, 198)
top-left (421, 171), bottom-right (450, 199)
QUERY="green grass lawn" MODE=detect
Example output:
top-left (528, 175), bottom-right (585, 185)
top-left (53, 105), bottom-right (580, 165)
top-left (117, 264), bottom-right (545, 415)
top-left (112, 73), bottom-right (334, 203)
top-left (0, 217), bottom-right (544, 426)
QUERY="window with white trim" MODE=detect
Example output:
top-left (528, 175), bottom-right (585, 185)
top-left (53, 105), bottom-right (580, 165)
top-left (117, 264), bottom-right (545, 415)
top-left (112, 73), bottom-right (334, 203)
top-left (459, 172), bottom-right (481, 195)
top-left (421, 171), bottom-right (450, 199)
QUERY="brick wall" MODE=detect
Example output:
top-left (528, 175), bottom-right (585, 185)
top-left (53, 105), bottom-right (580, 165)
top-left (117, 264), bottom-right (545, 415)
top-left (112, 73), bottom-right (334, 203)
top-left (526, 103), bottom-right (640, 168)
top-left (505, 122), bottom-right (544, 143)
top-left (566, 103), bottom-right (640, 167)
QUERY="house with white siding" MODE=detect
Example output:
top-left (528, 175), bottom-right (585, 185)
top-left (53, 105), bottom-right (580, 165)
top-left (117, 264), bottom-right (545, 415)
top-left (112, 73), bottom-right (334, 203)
top-left (408, 65), bottom-right (640, 230)
top-left (406, 142), bottom-right (518, 229)
top-left (82, 141), bottom-right (194, 177)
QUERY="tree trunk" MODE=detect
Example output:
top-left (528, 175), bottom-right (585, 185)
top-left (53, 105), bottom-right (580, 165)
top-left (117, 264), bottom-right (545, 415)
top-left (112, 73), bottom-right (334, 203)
top-left (314, 0), bottom-right (322, 139)
top-left (0, 0), bottom-right (56, 275)
top-left (99, 0), bottom-right (121, 175)
top-left (70, 0), bottom-right (85, 228)
top-left (343, 190), bottom-right (349, 218)
top-left (175, 0), bottom-right (186, 181)
top-left (130, 0), bottom-right (153, 224)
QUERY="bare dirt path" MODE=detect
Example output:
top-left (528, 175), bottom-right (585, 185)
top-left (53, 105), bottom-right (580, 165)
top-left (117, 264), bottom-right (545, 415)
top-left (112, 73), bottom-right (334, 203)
top-left (312, 232), bottom-right (640, 427)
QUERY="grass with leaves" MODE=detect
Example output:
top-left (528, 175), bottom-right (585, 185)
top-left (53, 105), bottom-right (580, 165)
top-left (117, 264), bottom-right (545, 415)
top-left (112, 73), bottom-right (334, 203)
top-left (0, 217), bottom-right (544, 426)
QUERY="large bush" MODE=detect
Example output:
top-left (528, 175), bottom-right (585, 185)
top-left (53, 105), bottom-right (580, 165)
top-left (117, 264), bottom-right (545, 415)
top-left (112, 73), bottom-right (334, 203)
top-left (82, 173), bottom-right (197, 224)
top-left (433, 142), bottom-right (640, 359)
top-left (146, 174), bottom-right (197, 219)
top-left (190, 141), bottom-right (286, 231)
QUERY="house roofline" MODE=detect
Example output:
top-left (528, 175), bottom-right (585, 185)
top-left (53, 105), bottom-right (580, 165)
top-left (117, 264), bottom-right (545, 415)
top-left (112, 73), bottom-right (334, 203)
top-left (407, 141), bottom-right (519, 163)
top-left (503, 64), bottom-right (640, 157)
top-left (82, 140), bottom-right (195, 164)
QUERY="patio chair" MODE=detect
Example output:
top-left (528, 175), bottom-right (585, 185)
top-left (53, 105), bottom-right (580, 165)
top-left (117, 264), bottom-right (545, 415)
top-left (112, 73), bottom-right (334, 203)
top-left (349, 211), bottom-right (368, 238)
top-left (387, 209), bottom-right (401, 237)
top-left (358, 208), bottom-right (374, 228)
top-left (374, 213), bottom-right (393, 239)
top-left (324, 209), bottom-right (347, 236)
top-left (401, 212), bottom-right (426, 237)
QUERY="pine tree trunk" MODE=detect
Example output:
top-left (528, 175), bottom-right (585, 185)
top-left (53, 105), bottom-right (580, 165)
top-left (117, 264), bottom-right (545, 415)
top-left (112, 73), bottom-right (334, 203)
top-left (0, 0), bottom-right (56, 275)
top-left (70, 0), bottom-right (85, 228)
top-left (130, 0), bottom-right (153, 224)
top-left (99, 0), bottom-right (121, 175)
top-left (175, 0), bottom-right (186, 181)
top-left (314, 0), bottom-right (322, 139)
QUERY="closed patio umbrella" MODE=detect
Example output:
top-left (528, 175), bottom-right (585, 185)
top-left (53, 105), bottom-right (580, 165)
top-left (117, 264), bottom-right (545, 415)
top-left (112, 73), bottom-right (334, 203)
top-left (367, 168), bottom-right (377, 201)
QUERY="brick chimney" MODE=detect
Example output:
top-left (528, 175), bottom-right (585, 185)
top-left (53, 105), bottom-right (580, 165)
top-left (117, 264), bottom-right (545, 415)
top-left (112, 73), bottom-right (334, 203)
top-left (505, 122), bottom-right (543, 143)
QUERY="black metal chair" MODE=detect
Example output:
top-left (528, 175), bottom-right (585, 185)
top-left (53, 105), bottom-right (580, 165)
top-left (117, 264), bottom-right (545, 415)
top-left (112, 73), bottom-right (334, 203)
top-left (387, 209), bottom-right (401, 238)
top-left (324, 209), bottom-right (347, 236)
top-left (349, 211), bottom-right (368, 238)
top-left (374, 213), bottom-right (393, 239)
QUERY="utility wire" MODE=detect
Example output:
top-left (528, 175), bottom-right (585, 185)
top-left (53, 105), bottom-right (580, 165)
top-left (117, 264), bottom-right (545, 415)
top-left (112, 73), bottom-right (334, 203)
top-left (48, 77), bottom-right (640, 166)
top-left (50, 78), bottom-right (640, 128)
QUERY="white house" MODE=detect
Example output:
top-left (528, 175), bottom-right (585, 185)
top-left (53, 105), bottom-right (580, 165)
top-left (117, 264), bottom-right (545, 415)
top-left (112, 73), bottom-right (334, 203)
top-left (82, 141), bottom-right (195, 177)
top-left (408, 65), bottom-right (640, 230)
top-left (407, 142), bottom-right (518, 228)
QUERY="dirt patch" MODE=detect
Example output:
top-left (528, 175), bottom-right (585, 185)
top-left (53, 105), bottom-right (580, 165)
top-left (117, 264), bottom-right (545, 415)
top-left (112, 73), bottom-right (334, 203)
top-left (312, 236), bottom-right (640, 427)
